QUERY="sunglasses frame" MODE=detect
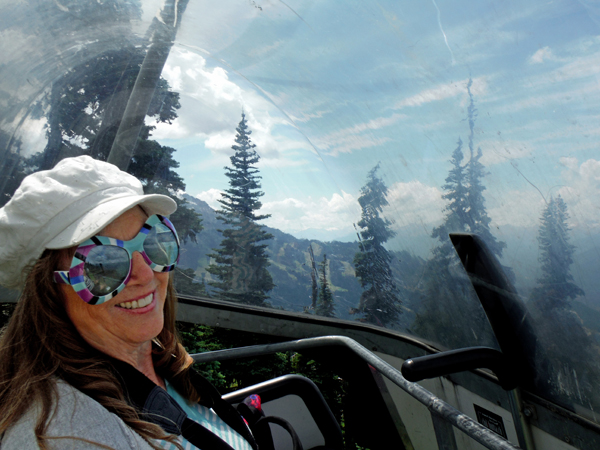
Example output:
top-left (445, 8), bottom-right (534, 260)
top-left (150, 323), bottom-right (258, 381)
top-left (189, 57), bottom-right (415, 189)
top-left (54, 214), bottom-right (180, 305)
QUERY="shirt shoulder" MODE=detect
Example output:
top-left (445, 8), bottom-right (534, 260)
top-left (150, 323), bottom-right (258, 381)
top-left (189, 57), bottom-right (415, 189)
top-left (2, 379), bottom-right (154, 450)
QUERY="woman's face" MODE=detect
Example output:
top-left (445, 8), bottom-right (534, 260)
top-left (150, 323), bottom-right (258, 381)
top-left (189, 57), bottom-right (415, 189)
top-left (61, 207), bottom-right (169, 358)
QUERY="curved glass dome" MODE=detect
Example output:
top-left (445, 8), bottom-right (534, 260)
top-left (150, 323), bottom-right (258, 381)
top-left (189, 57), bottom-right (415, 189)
top-left (2, 0), bottom-right (600, 425)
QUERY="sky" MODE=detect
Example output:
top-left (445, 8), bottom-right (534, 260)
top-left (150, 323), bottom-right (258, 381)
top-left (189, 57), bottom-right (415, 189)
top-left (139, 0), bottom-right (600, 260)
top-left (5, 0), bottom-right (600, 260)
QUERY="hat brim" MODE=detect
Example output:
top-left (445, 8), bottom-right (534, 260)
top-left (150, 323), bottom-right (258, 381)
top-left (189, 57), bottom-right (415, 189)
top-left (45, 194), bottom-right (177, 249)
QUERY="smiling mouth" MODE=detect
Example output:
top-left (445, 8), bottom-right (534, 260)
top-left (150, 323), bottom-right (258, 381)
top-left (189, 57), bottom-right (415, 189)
top-left (118, 293), bottom-right (153, 310)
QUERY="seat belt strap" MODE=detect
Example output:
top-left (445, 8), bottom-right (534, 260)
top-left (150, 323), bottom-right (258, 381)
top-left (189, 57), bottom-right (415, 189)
top-left (109, 359), bottom-right (257, 450)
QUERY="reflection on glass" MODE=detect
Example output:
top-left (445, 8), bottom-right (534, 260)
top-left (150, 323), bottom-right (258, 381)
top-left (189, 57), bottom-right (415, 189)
top-left (145, 223), bottom-right (179, 266)
top-left (85, 247), bottom-right (130, 295)
top-left (1, 0), bottom-right (600, 425)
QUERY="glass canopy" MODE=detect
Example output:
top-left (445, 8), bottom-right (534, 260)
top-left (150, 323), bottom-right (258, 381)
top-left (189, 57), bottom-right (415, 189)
top-left (1, 0), bottom-right (599, 425)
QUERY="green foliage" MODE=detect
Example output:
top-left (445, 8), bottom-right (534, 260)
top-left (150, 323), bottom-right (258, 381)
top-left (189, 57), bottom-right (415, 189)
top-left (177, 324), bottom-right (290, 391)
top-left (177, 323), bottom-right (361, 448)
top-left (530, 196), bottom-right (584, 311)
top-left (352, 163), bottom-right (401, 327)
top-left (176, 324), bottom-right (226, 387)
top-left (316, 254), bottom-right (336, 317)
top-left (207, 113), bottom-right (274, 306)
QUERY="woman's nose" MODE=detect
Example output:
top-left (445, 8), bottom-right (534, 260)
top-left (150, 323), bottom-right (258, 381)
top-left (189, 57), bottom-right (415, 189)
top-left (128, 251), bottom-right (154, 285)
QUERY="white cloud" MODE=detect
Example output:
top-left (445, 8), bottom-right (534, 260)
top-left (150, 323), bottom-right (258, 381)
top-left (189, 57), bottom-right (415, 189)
top-left (478, 139), bottom-right (535, 166)
top-left (529, 46), bottom-right (555, 64)
top-left (288, 109), bottom-right (330, 123)
top-left (557, 158), bottom-right (600, 229)
top-left (522, 48), bottom-right (600, 92)
top-left (493, 79), bottom-right (600, 115)
top-left (16, 117), bottom-right (47, 157)
top-left (488, 158), bottom-right (600, 229)
top-left (152, 48), bottom-right (309, 161)
top-left (196, 188), bottom-right (223, 209)
top-left (394, 77), bottom-right (487, 109)
top-left (316, 113), bottom-right (405, 156)
top-left (559, 156), bottom-right (579, 171)
top-left (488, 189), bottom-right (547, 228)
top-left (385, 180), bottom-right (444, 227)
top-left (262, 191), bottom-right (361, 233)
top-left (248, 40), bottom-right (284, 58)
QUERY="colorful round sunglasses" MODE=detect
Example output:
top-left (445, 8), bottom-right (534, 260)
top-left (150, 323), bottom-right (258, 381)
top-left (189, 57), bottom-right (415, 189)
top-left (54, 214), bottom-right (180, 305)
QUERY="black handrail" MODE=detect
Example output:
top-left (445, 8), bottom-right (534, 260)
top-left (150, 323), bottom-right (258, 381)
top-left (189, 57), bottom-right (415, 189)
top-left (402, 346), bottom-right (518, 390)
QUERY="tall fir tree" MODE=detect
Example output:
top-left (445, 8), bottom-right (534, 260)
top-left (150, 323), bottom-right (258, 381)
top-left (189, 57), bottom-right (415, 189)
top-left (527, 196), bottom-right (598, 409)
top-left (464, 78), bottom-right (506, 258)
top-left (530, 195), bottom-right (584, 310)
top-left (207, 112), bottom-right (274, 306)
top-left (430, 138), bottom-right (470, 263)
top-left (352, 163), bottom-right (401, 327)
top-left (316, 254), bottom-right (336, 318)
top-left (2, 45), bottom-right (203, 244)
top-left (412, 79), bottom-right (503, 349)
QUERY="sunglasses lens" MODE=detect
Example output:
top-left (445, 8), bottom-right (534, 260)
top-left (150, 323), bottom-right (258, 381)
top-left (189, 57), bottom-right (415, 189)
top-left (144, 222), bottom-right (179, 266)
top-left (84, 246), bottom-right (130, 296)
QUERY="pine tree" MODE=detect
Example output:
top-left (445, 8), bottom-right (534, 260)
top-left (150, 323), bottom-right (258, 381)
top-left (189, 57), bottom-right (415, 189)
top-left (309, 244), bottom-right (319, 311)
top-left (316, 254), bottom-right (335, 318)
top-left (464, 78), bottom-right (506, 258)
top-left (431, 138), bottom-right (469, 263)
top-left (352, 163), bottom-right (401, 327)
top-left (412, 137), bottom-right (491, 348)
top-left (207, 113), bottom-right (274, 306)
top-left (527, 196), bottom-right (597, 409)
top-left (530, 196), bottom-right (584, 310)
top-left (411, 80), bottom-right (505, 349)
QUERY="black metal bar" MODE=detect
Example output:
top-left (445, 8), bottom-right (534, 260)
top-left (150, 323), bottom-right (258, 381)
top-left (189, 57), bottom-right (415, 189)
top-left (191, 335), bottom-right (520, 450)
top-left (402, 346), bottom-right (518, 390)
top-left (449, 233), bottom-right (536, 387)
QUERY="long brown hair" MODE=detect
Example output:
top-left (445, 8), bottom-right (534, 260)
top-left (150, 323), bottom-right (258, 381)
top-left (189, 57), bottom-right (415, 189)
top-left (0, 249), bottom-right (199, 449)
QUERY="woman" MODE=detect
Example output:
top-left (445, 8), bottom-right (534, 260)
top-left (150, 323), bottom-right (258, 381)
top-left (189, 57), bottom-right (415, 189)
top-left (0, 156), bottom-right (256, 449)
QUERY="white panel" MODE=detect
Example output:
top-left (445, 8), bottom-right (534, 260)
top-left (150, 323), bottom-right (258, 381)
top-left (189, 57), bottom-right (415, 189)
top-left (375, 352), bottom-right (440, 450)
top-left (374, 352), bottom-right (524, 450)
top-left (450, 381), bottom-right (519, 449)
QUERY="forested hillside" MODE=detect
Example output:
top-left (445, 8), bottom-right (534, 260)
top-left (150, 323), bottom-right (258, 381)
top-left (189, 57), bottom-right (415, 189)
top-left (176, 194), bottom-right (425, 325)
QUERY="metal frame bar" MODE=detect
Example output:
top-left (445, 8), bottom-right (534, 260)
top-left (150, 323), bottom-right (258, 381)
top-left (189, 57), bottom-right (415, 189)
top-left (192, 335), bottom-right (519, 450)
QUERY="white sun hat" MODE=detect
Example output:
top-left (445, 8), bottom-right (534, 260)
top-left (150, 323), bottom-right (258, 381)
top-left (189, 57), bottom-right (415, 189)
top-left (0, 155), bottom-right (177, 289)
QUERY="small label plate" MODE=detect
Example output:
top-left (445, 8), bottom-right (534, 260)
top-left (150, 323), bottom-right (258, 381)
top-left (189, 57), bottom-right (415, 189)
top-left (474, 404), bottom-right (507, 439)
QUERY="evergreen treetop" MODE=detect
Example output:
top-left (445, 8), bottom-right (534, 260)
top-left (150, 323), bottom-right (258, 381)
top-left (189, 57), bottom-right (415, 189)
top-left (316, 254), bottom-right (336, 318)
top-left (353, 163), bottom-right (401, 327)
top-left (218, 113), bottom-right (270, 222)
top-left (464, 78), bottom-right (505, 258)
top-left (207, 112), bottom-right (274, 306)
top-left (531, 195), bottom-right (584, 310)
top-left (412, 78), bottom-right (505, 349)
top-left (431, 138), bottom-right (469, 260)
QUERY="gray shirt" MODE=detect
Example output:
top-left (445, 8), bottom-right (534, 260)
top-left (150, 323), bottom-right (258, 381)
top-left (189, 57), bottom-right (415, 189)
top-left (1, 379), bottom-right (154, 449)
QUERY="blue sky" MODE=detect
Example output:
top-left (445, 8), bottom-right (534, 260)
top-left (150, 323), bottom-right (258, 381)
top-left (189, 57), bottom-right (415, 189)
top-left (3, 0), bottom-right (599, 289)
top-left (139, 0), bottom-right (600, 256)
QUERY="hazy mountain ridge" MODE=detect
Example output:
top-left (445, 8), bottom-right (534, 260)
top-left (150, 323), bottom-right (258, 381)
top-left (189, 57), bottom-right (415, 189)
top-left (178, 195), bottom-right (425, 319)
top-left (178, 195), bottom-right (600, 318)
